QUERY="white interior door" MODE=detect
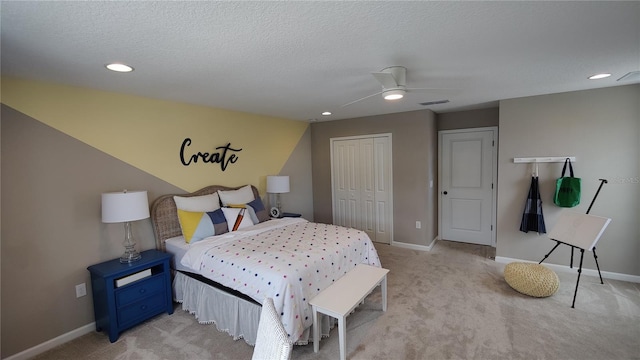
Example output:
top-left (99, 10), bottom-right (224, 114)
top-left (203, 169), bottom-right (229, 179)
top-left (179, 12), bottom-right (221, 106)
top-left (439, 129), bottom-right (496, 246)
top-left (331, 135), bottom-right (392, 244)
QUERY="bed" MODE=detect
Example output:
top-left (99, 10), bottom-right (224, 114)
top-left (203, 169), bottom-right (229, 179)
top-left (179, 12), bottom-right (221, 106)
top-left (150, 184), bottom-right (381, 345)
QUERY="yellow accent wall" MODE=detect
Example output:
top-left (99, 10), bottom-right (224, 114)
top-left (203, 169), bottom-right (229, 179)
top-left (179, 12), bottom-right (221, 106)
top-left (1, 77), bottom-right (308, 192)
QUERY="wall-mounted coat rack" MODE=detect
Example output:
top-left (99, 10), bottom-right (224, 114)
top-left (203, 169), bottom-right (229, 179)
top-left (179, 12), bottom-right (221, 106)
top-left (514, 157), bottom-right (576, 177)
top-left (513, 156), bottom-right (576, 163)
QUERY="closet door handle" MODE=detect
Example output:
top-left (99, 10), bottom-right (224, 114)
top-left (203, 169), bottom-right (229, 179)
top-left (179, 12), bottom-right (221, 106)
top-left (443, 191), bottom-right (448, 195)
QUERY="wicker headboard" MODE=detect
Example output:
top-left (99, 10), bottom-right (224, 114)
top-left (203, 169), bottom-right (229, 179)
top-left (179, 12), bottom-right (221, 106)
top-left (150, 184), bottom-right (260, 252)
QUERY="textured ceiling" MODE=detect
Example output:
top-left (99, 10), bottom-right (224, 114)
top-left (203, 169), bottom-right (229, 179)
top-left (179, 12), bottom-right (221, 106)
top-left (1, 1), bottom-right (639, 121)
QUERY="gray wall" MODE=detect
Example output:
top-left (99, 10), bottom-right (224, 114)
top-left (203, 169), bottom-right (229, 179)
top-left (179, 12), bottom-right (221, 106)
top-left (497, 84), bottom-right (639, 276)
top-left (1, 105), bottom-right (183, 357)
top-left (278, 126), bottom-right (314, 221)
top-left (437, 107), bottom-right (499, 131)
top-left (310, 109), bottom-right (438, 247)
top-left (0, 104), bottom-right (315, 358)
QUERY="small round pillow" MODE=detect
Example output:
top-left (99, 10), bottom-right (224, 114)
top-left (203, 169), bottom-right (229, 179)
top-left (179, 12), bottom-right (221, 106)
top-left (504, 262), bottom-right (559, 298)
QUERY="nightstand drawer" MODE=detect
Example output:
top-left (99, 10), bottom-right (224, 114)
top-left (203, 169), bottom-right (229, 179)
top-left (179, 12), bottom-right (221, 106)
top-left (117, 292), bottom-right (166, 327)
top-left (115, 274), bottom-right (164, 307)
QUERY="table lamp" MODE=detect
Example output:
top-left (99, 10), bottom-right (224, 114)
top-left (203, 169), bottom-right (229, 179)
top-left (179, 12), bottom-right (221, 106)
top-left (266, 176), bottom-right (290, 218)
top-left (101, 190), bottom-right (150, 263)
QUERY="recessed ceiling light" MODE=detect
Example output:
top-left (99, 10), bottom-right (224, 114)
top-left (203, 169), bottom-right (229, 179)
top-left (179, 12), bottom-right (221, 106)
top-left (588, 73), bottom-right (611, 80)
top-left (321, 111), bottom-right (332, 116)
top-left (105, 63), bottom-right (134, 73)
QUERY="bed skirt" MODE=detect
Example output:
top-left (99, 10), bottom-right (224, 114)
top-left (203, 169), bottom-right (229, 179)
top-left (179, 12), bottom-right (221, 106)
top-left (172, 271), bottom-right (333, 345)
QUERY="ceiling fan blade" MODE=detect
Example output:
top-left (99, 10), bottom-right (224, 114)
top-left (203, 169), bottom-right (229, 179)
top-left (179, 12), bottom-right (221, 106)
top-left (341, 91), bottom-right (382, 107)
top-left (371, 72), bottom-right (399, 89)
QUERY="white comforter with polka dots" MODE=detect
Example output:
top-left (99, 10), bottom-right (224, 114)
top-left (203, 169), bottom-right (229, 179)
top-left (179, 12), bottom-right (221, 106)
top-left (180, 217), bottom-right (381, 343)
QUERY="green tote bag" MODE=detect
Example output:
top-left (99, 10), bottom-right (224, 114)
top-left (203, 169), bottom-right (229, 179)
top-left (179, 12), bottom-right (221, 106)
top-left (554, 158), bottom-right (581, 207)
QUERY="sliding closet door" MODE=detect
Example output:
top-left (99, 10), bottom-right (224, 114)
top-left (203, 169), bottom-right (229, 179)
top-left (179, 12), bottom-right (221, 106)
top-left (331, 135), bottom-right (392, 244)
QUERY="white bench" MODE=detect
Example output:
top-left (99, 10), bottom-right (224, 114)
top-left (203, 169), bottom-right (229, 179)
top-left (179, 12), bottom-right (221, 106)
top-left (310, 264), bottom-right (389, 360)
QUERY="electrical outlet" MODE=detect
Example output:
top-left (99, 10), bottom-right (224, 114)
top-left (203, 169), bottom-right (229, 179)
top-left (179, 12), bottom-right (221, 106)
top-left (75, 283), bottom-right (87, 298)
top-left (416, 221), bottom-right (421, 229)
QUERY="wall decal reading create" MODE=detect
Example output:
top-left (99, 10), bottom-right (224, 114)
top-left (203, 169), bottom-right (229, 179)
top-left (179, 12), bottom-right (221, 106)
top-left (179, 138), bottom-right (242, 171)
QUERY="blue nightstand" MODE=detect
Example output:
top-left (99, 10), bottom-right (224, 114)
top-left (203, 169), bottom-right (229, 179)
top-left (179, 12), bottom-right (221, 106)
top-left (87, 249), bottom-right (173, 342)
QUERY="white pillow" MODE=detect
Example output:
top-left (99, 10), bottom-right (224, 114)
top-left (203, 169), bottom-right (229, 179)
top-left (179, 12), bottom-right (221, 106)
top-left (173, 193), bottom-right (220, 212)
top-left (218, 185), bottom-right (255, 206)
top-left (221, 207), bottom-right (254, 231)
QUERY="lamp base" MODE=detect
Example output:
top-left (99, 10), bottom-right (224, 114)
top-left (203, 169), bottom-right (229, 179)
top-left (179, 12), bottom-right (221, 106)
top-left (120, 221), bottom-right (142, 263)
top-left (120, 248), bottom-right (142, 263)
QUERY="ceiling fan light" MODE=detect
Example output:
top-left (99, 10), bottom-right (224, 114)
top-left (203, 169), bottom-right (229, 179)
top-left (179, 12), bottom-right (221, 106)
top-left (383, 89), bottom-right (405, 100)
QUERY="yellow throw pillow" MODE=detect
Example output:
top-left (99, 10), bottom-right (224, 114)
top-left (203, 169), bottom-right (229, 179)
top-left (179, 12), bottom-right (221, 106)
top-left (176, 209), bottom-right (205, 243)
top-left (176, 208), bottom-right (229, 243)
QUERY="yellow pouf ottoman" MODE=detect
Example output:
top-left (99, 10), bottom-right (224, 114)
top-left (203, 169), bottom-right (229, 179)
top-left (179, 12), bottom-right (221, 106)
top-left (504, 262), bottom-right (559, 298)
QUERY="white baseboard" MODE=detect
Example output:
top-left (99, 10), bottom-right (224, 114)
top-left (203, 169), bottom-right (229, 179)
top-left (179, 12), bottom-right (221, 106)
top-left (494, 256), bottom-right (640, 283)
top-left (392, 237), bottom-right (438, 252)
top-left (4, 322), bottom-right (95, 360)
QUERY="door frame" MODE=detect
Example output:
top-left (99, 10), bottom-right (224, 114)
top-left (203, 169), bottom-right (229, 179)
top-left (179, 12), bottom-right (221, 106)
top-left (330, 133), bottom-right (394, 244)
top-left (438, 127), bottom-right (498, 247)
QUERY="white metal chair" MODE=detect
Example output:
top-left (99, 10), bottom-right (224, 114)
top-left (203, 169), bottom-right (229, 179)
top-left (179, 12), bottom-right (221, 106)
top-left (252, 297), bottom-right (293, 360)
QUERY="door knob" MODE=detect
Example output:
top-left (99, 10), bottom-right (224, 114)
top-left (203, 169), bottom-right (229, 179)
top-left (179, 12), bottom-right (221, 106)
top-left (443, 191), bottom-right (448, 195)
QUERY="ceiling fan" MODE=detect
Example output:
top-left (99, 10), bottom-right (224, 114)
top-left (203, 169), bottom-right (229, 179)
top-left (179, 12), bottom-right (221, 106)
top-left (341, 66), bottom-right (449, 107)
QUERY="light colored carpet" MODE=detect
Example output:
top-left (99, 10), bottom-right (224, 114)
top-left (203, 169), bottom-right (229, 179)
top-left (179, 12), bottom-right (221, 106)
top-left (34, 240), bottom-right (640, 360)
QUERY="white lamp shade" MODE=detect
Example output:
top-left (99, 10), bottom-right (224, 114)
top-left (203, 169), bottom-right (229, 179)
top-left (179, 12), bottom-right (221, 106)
top-left (102, 191), bottom-right (150, 223)
top-left (266, 176), bottom-right (290, 193)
